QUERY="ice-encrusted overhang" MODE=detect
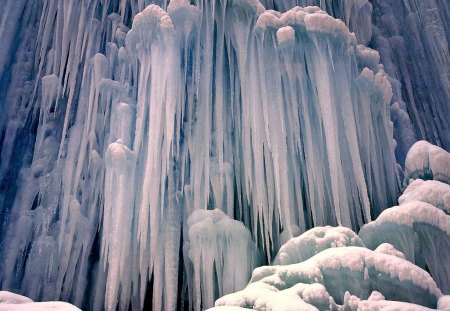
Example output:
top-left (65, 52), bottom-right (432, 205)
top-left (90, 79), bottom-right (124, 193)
top-left (3, 0), bottom-right (449, 310)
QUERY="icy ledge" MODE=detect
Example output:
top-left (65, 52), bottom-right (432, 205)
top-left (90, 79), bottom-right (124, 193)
top-left (399, 179), bottom-right (450, 215)
top-left (273, 226), bottom-right (363, 265)
top-left (0, 291), bottom-right (80, 311)
top-left (404, 141), bottom-right (450, 184)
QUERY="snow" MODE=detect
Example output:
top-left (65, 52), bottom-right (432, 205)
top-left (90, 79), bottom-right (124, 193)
top-left (438, 296), bottom-right (450, 311)
top-left (273, 226), bottom-right (364, 265)
top-left (260, 0), bottom-right (373, 44)
top-left (404, 141), bottom-right (450, 184)
top-left (374, 244), bottom-right (406, 260)
top-left (0, 291), bottom-right (80, 311)
top-left (399, 179), bottom-right (450, 215)
top-left (359, 201), bottom-right (450, 294)
top-left (187, 209), bottom-right (261, 310)
top-left (213, 247), bottom-right (442, 310)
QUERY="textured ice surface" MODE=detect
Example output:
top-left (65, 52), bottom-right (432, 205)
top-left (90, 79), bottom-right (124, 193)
top-left (187, 209), bottom-right (261, 309)
top-left (0, 2), bottom-right (400, 309)
top-left (273, 226), bottom-right (363, 265)
top-left (259, 0), bottom-right (373, 44)
top-left (404, 141), bottom-right (450, 184)
top-left (399, 179), bottom-right (450, 214)
top-left (359, 201), bottom-right (450, 294)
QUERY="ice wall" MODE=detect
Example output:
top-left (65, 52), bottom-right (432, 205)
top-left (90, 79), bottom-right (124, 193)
top-left (370, 0), bottom-right (450, 153)
top-left (0, 0), bottom-right (447, 310)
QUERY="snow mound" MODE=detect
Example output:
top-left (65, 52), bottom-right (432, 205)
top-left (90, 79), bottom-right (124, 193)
top-left (0, 291), bottom-right (80, 310)
top-left (374, 243), bottom-right (406, 260)
top-left (399, 179), bottom-right (450, 215)
top-left (0, 292), bottom-right (33, 304)
top-left (359, 201), bottom-right (450, 294)
top-left (438, 296), bottom-right (450, 311)
top-left (404, 141), bottom-right (450, 184)
top-left (212, 247), bottom-right (442, 310)
top-left (273, 226), bottom-right (364, 265)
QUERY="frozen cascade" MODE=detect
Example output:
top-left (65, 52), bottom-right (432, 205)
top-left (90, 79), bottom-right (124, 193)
top-left (370, 0), bottom-right (450, 153)
top-left (0, 0), bottom-right (447, 310)
top-left (186, 209), bottom-right (261, 309)
top-left (260, 0), bottom-right (450, 164)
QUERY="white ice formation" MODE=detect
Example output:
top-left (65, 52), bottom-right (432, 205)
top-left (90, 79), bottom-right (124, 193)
top-left (273, 226), bottom-right (363, 265)
top-left (399, 179), bottom-right (450, 215)
top-left (0, 0), bottom-right (449, 310)
top-left (404, 140), bottom-right (450, 184)
top-left (186, 209), bottom-right (261, 309)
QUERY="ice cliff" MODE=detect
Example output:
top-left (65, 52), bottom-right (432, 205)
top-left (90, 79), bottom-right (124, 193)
top-left (0, 0), bottom-right (449, 310)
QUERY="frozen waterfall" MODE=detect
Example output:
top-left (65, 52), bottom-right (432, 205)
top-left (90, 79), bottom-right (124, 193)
top-left (0, 0), bottom-right (448, 310)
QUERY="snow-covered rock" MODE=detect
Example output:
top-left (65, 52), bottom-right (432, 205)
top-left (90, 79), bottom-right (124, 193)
top-left (399, 179), bottom-right (450, 214)
top-left (273, 226), bottom-right (363, 265)
top-left (404, 141), bottom-right (450, 184)
top-left (359, 201), bottom-right (450, 294)
top-left (212, 247), bottom-right (442, 310)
